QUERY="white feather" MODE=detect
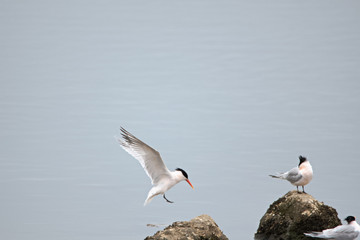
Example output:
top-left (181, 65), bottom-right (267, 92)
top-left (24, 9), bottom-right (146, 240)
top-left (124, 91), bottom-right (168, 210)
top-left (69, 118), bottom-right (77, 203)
top-left (115, 127), bottom-right (171, 185)
top-left (305, 220), bottom-right (360, 240)
top-left (115, 127), bottom-right (192, 205)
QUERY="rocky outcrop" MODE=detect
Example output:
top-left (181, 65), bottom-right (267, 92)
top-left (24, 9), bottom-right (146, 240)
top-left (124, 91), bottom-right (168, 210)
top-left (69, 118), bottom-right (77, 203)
top-left (145, 214), bottom-right (228, 240)
top-left (255, 191), bottom-right (341, 240)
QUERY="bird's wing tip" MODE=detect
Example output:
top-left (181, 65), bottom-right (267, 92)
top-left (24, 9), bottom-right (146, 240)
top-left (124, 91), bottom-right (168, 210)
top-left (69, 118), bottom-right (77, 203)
top-left (114, 135), bottom-right (128, 148)
top-left (120, 126), bottom-right (129, 134)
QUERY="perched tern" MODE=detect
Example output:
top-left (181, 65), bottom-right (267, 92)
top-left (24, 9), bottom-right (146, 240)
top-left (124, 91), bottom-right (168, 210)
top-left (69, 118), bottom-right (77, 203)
top-left (304, 216), bottom-right (360, 239)
top-left (269, 155), bottom-right (313, 193)
top-left (115, 127), bottom-right (194, 205)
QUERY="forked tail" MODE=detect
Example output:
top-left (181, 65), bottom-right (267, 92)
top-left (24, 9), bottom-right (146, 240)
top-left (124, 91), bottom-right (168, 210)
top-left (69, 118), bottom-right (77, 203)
top-left (304, 232), bottom-right (323, 238)
top-left (144, 187), bottom-right (160, 206)
top-left (144, 195), bottom-right (155, 206)
top-left (269, 173), bottom-right (284, 179)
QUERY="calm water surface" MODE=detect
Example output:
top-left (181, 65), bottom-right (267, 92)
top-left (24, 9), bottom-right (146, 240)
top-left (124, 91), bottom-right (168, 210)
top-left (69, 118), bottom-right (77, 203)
top-left (1, 1), bottom-right (360, 239)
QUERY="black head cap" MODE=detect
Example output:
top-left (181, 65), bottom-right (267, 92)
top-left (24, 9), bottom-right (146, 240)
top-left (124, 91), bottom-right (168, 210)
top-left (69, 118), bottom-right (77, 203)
top-left (345, 216), bottom-right (356, 223)
top-left (175, 168), bottom-right (188, 179)
top-left (298, 155), bottom-right (307, 166)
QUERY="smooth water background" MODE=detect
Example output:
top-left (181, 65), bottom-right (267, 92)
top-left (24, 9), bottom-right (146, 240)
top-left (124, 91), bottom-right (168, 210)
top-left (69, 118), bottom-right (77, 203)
top-left (1, 1), bottom-right (360, 239)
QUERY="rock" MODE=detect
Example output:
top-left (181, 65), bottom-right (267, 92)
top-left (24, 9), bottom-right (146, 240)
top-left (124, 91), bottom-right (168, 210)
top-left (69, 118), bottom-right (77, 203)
top-left (145, 214), bottom-right (228, 240)
top-left (255, 191), bottom-right (341, 240)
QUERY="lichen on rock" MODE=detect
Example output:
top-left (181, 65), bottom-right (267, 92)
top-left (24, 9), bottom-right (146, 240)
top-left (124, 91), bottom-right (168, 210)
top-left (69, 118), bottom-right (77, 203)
top-left (145, 214), bottom-right (228, 240)
top-left (255, 191), bottom-right (341, 240)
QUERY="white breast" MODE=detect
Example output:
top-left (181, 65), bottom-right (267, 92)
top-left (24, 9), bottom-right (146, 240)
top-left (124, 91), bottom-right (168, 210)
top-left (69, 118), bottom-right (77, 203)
top-left (294, 161), bottom-right (313, 186)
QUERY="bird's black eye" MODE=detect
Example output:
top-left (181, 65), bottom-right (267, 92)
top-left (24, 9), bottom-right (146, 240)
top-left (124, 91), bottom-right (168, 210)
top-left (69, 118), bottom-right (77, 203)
top-left (175, 168), bottom-right (188, 179)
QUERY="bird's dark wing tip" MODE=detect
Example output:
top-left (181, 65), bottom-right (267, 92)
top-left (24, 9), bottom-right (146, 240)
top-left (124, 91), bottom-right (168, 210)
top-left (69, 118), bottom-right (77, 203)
top-left (120, 126), bottom-right (127, 134)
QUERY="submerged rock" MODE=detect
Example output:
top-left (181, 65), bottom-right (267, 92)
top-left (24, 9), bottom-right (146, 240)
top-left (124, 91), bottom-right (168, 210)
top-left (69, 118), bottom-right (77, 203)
top-left (255, 191), bottom-right (341, 240)
top-left (145, 214), bottom-right (228, 240)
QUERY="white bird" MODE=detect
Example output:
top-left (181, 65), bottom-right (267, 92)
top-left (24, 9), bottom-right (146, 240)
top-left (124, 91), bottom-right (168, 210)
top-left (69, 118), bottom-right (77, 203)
top-left (269, 155), bottom-right (313, 193)
top-left (304, 216), bottom-right (360, 240)
top-left (115, 127), bottom-right (194, 206)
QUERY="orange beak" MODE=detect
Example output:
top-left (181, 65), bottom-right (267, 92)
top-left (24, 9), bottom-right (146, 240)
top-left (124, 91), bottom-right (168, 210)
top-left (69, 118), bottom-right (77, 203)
top-left (186, 179), bottom-right (194, 189)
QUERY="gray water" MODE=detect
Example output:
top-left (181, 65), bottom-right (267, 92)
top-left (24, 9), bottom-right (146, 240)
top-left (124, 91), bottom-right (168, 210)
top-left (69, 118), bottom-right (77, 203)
top-left (1, 1), bottom-right (360, 239)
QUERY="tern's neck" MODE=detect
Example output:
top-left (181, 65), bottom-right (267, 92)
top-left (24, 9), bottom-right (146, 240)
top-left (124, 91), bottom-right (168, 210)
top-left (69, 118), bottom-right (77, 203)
top-left (349, 221), bottom-right (360, 230)
top-left (299, 161), bottom-right (312, 171)
top-left (171, 171), bottom-right (185, 183)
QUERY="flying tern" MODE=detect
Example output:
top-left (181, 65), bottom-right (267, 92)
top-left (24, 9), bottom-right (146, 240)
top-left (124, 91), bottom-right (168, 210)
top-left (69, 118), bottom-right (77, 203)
top-left (269, 155), bottom-right (313, 193)
top-left (115, 127), bottom-right (194, 205)
top-left (304, 216), bottom-right (360, 239)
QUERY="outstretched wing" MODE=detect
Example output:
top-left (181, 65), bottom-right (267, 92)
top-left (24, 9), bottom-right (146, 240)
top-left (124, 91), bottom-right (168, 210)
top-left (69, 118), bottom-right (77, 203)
top-left (115, 127), bottom-right (171, 185)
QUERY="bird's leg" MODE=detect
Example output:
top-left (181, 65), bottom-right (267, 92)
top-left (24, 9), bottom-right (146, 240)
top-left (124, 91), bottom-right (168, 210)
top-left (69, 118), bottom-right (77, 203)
top-left (302, 186), bottom-right (306, 194)
top-left (163, 194), bottom-right (174, 203)
top-left (296, 186), bottom-right (300, 193)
